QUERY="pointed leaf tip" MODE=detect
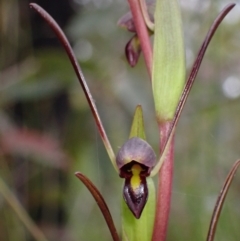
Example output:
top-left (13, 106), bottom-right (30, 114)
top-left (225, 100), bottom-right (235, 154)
top-left (129, 105), bottom-right (146, 140)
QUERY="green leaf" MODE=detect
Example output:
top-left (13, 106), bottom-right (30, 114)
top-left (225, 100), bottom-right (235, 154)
top-left (122, 177), bottom-right (156, 241)
top-left (129, 105), bottom-right (146, 140)
top-left (152, 0), bottom-right (185, 122)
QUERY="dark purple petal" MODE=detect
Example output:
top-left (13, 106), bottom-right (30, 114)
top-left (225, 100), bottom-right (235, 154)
top-left (116, 137), bottom-right (156, 175)
top-left (123, 164), bottom-right (148, 219)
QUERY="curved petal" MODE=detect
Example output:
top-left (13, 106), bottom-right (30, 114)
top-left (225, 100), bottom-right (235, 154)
top-left (29, 3), bottom-right (117, 172)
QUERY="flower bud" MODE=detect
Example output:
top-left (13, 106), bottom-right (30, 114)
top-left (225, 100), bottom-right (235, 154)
top-left (125, 35), bottom-right (142, 67)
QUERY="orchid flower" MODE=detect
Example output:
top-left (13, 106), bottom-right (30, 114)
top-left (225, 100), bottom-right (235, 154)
top-left (29, 2), bottom-right (238, 241)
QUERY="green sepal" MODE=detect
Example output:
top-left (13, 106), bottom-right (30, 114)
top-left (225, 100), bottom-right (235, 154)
top-left (152, 0), bottom-right (186, 122)
top-left (122, 178), bottom-right (156, 241)
top-left (129, 105), bottom-right (146, 140)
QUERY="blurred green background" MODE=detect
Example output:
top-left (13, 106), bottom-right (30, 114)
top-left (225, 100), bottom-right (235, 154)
top-left (0, 0), bottom-right (240, 241)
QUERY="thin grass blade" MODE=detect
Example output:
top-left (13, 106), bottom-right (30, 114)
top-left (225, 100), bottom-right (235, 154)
top-left (0, 176), bottom-right (48, 241)
top-left (206, 160), bottom-right (240, 241)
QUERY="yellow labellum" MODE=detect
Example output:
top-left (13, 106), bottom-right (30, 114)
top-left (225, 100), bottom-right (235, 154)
top-left (130, 164), bottom-right (142, 190)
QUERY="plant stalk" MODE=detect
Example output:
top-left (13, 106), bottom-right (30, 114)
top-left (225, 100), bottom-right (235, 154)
top-left (152, 121), bottom-right (174, 241)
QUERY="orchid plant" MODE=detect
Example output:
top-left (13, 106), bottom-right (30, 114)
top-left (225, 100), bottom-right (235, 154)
top-left (29, 1), bottom-right (239, 241)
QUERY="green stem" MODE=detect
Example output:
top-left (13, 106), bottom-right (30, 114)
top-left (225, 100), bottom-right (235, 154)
top-left (152, 121), bottom-right (174, 241)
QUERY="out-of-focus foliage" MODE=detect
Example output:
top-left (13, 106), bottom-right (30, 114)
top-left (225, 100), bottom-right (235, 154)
top-left (0, 1), bottom-right (240, 241)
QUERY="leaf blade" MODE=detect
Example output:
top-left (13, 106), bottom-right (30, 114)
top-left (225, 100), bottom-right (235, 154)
top-left (152, 0), bottom-right (185, 122)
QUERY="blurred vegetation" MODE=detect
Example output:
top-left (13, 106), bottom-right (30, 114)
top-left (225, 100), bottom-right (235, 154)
top-left (0, 0), bottom-right (240, 241)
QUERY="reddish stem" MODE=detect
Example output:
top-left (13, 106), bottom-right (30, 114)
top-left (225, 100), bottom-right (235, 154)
top-left (150, 4), bottom-right (235, 241)
top-left (152, 121), bottom-right (174, 241)
top-left (127, 0), bottom-right (153, 77)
